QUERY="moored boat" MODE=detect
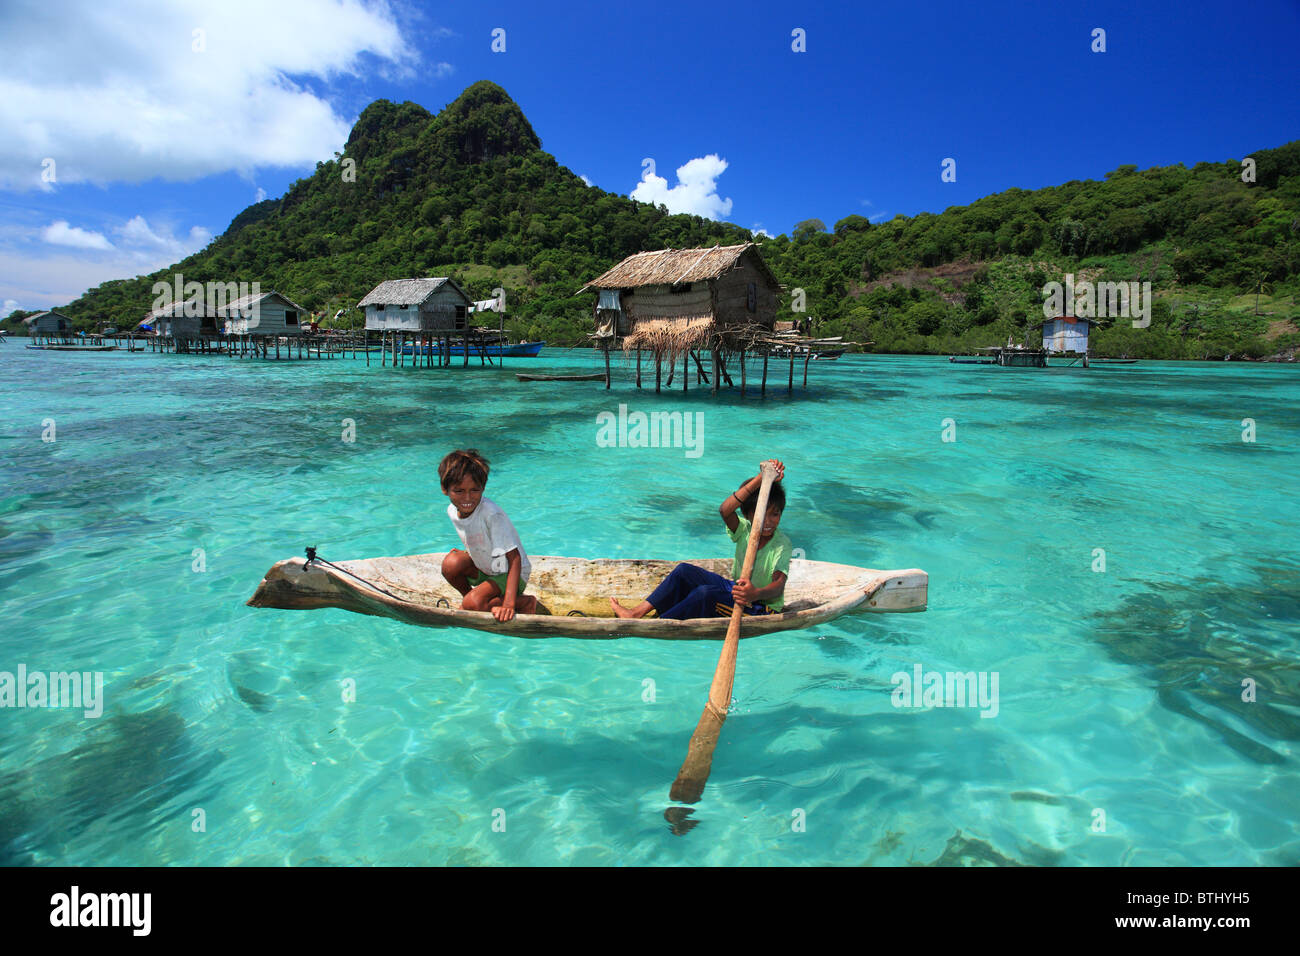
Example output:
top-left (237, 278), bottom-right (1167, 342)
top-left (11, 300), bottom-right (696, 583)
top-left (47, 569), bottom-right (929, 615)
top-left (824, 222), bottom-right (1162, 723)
top-left (26, 344), bottom-right (118, 352)
top-left (248, 552), bottom-right (928, 638)
top-left (515, 372), bottom-right (607, 382)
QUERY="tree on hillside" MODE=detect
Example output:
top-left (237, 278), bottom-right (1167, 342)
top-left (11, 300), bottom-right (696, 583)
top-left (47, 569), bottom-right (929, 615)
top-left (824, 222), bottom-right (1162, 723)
top-left (793, 219), bottom-right (827, 241)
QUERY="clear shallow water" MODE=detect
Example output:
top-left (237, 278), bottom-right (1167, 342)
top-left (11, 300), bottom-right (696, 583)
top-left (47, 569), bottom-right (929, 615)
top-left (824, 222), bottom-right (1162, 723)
top-left (1, 346), bottom-right (1297, 866)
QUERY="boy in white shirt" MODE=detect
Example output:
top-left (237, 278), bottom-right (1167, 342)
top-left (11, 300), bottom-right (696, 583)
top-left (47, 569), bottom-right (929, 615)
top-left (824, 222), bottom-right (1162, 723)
top-left (439, 449), bottom-right (537, 621)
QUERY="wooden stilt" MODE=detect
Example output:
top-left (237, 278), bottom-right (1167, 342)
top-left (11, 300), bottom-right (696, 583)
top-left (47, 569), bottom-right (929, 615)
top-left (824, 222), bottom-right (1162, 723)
top-left (788, 349), bottom-right (795, 393)
top-left (636, 349), bottom-right (642, 388)
top-left (683, 349), bottom-right (688, 392)
top-left (761, 349), bottom-right (768, 396)
top-left (693, 351), bottom-right (711, 384)
top-left (740, 349), bottom-right (746, 396)
top-left (803, 350), bottom-right (811, 387)
top-left (712, 348), bottom-right (719, 395)
top-left (656, 352), bottom-right (661, 393)
top-left (604, 345), bottom-right (611, 389)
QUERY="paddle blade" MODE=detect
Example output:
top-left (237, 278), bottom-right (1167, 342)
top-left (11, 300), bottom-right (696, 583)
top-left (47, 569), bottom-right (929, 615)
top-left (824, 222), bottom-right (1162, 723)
top-left (669, 703), bottom-right (726, 804)
top-left (667, 460), bottom-right (779, 804)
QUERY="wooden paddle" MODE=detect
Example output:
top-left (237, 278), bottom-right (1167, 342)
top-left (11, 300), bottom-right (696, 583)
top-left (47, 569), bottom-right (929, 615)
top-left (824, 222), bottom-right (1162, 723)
top-left (669, 459), bottom-right (780, 804)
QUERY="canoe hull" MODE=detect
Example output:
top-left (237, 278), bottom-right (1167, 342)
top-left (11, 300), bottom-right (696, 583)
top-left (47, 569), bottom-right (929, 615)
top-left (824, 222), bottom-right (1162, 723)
top-left (247, 554), bottom-right (927, 639)
top-left (515, 372), bottom-right (607, 382)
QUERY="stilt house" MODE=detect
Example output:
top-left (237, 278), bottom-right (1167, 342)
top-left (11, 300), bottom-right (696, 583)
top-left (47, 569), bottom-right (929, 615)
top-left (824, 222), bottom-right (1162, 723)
top-left (359, 278), bottom-right (472, 332)
top-left (24, 310), bottom-right (74, 338)
top-left (581, 242), bottom-right (781, 356)
top-left (579, 242), bottom-right (828, 396)
top-left (218, 291), bottom-right (307, 337)
top-left (138, 301), bottom-right (197, 339)
top-left (1040, 315), bottom-right (1097, 355)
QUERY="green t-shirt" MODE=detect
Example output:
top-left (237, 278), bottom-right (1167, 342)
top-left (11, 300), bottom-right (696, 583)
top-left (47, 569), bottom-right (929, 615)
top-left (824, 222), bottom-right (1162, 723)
top-left (728, 516), bottom-right (793, 611)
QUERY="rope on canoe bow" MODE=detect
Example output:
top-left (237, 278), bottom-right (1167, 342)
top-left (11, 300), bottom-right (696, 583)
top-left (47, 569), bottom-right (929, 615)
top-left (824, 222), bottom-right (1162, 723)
top-left (303, 546), bottom-right (406, 603)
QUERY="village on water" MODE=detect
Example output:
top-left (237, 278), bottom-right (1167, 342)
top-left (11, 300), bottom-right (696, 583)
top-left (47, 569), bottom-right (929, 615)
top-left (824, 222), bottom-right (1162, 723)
top-left (13, 240), bottom-right (1120, 388)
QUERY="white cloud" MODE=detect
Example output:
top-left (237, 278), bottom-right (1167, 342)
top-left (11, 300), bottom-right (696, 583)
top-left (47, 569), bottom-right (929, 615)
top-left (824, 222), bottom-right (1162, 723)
top-left (255, 187), bottom-right (267, 202)
top-left (579, 174), bottom-right (593, 187)
top-left (117, 216), bottom-right (212, 260)
top-left (0, 0), bottom-right (422, 190)
top-left (751, 223), bottom-right (771, 238)
top-left (119, 215), bottom-right (167, 248)
top-left (2, 298), bottom-right (18, 317)
top-left (5, 216), bottom-right (212, 309)
top-left (43, 220), bottom-right (114, 250)
top-left (630, 154), bottom-right (733, 220)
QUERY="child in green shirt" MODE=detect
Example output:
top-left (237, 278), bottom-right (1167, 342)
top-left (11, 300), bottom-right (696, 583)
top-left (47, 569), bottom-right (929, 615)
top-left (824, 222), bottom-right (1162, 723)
top-left (610, 460), bottom-right (792, 620)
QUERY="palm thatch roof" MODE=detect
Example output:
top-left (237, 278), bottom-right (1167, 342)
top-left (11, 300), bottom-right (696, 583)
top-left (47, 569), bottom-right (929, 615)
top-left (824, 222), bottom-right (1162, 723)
top-left (579, 242), bottom-right (780, 292)
top-left (621, 317), bottom-right (715, 359)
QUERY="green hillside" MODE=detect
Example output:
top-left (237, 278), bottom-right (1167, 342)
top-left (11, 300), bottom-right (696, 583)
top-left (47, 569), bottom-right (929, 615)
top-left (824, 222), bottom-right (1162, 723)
top-left (9, 81), bottom-right (1299, 360)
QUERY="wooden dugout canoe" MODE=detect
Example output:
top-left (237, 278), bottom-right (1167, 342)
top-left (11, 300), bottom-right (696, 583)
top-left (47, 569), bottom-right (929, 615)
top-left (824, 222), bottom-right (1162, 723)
top-left (247, 553), bottom-right (927, 639)
top-left (515, 372), bottom-right (608, 382)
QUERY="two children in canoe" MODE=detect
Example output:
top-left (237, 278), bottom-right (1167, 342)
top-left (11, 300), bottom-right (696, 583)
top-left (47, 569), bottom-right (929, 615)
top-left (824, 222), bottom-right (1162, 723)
top-left (438, 449), bottom-right (791, 622)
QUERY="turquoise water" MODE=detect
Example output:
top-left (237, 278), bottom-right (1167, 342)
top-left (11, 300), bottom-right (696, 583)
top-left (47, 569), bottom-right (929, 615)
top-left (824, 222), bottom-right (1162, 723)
top-left (1, 345), bottom-right (1297, 866)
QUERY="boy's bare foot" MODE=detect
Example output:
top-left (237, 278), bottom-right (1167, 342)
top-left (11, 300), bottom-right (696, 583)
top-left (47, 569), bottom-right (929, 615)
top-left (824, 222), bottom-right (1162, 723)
top-left (609, 598), bottom-right (648, 619)
top-left (515, 594), bottom-right (538, 615)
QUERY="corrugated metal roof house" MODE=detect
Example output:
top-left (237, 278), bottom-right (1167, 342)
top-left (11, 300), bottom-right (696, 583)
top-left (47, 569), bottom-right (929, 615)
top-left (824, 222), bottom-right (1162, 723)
top-left (1041, 315), bottom-right (1098, 354)
top-left (359, 278), bottom-right (472, 332)
top-left (24, 310), bottom-right (74, 335)
top-left (218, 291), bottom-right (308, 336)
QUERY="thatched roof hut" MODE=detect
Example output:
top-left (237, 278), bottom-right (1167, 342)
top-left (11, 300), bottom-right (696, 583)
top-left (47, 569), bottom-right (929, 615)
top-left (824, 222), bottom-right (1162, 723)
top-left (581, 243), bottom-right (781, 357)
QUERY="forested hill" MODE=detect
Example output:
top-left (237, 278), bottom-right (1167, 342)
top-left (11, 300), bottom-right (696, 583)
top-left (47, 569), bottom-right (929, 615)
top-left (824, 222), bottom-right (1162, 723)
top-left (12, 80), bottom-right (1300, 359)
top-left (21, 82), bottom-right (746, 343)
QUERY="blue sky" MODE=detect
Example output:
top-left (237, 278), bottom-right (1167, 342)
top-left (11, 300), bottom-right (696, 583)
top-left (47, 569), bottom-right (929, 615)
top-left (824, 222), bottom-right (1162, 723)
top-left (2, 0), bottom-right (1297, 313)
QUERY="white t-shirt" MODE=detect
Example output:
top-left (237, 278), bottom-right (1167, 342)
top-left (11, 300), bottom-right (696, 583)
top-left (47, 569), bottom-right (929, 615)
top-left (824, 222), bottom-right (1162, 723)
top-left (447, 496), bottom-right (531, 584)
